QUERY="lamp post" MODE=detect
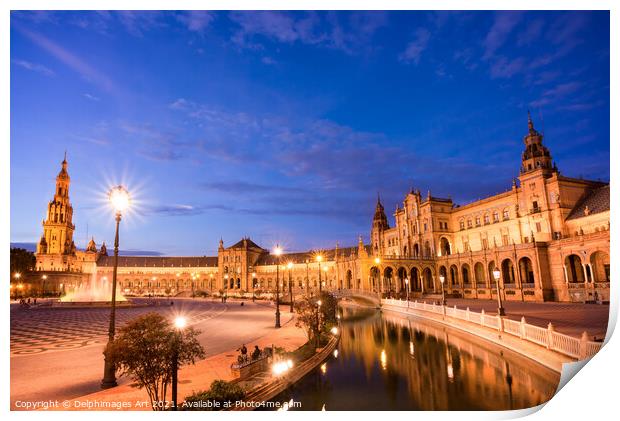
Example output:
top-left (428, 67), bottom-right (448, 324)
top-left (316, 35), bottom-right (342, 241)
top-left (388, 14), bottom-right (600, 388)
top-left (439, 275), bottom-right (446, 304)
top-left (287, 262), bottom-right (294, 312)
top-left (101, 185), bottom-right (130, 389)
top-left (305, 259), bottom-right (310, 294)
top-left (374, 257), bottom-right (382, 295)
top-left (171, 316), bottom-right (187, 410)
top-left (439, 274), bottom-right (447, 310)
top-left (316, 254), bottom-right (323, 294)
top-left (252, 272), bottom-right (256, 302)
top-left (223, 273), bottom-right (228, 303)
top-left (41, 274), bottom-right (47, 297)
top-left (14, 273), bottom-right (21, 297)
top-left (274, 245), bottom-right (282, 328)
top-left (316, 299), bottom-right (322, 348)
top-left (405, 277), bottom-right (410, 307)
top-left (493, 268), bottom-right (506, 316)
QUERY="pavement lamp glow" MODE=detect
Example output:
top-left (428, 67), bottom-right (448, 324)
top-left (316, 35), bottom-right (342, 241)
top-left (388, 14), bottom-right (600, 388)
top-left (272, 360), bottom-right (293, 376)
top-left (174, 316), bottom-right (187, 330)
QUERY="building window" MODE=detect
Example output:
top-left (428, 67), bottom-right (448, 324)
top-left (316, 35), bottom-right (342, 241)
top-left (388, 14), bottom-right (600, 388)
top-left (482, 238), bottom-right (488, 249)
top-left (503, 209), bottom-right (509, 220)
top-left (475, 217), bottom-right (481, 227)
top-left (459, 220), bottom-right (465, 230)
top-left (536, 222), bottom-right (542, 232)
top-left (424, 223), bottom-right (428, 232)
top-left (467, 219), bottom-right (472, 228)
top-left (484, 214), bottom-right (490, 225)
top-left (493, 211), bottom-right (499, 223)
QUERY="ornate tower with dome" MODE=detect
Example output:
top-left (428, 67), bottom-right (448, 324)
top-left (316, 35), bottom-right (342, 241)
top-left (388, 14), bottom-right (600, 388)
top-left (35, 154), bottom-right (78, 271)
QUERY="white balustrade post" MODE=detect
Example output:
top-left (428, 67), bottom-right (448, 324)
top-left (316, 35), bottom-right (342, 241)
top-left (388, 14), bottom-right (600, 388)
top-left (480, 309), bottom-right (485, 327)
top-left (547, 322), bottom-right (554, 349)
top-left (520, 316), bottom-right (526, 339)
top-left (579, 331), bottom-right (590, 360)
top-left (466, 307), bottom-right (470, 322)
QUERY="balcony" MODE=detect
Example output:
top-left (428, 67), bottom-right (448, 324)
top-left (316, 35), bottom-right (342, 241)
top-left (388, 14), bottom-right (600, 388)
top-left (529, 207), bottom-right (541, 214)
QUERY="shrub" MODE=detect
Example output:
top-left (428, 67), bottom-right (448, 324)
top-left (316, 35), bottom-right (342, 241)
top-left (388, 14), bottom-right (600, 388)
top-left (183, 380), bottom-right (246, 411)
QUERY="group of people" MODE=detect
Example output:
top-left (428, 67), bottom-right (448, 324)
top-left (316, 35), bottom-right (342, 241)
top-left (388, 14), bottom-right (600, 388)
top-left (236, 343), bottom-right (271, 364)
top-left (17, 297), bottom-right (37, 307)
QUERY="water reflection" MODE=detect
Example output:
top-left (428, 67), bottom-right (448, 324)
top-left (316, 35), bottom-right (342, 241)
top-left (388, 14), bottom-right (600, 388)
top-left (272, 306), bottom-right (560, 411)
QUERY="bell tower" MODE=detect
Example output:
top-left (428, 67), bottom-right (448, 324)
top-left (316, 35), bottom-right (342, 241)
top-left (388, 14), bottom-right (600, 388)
top-left (37, 153), bottom-right (76, 259)
top-left (370, 194), bottom-right (389, 256)
top-left (520, 112), bottom-right (556, 177)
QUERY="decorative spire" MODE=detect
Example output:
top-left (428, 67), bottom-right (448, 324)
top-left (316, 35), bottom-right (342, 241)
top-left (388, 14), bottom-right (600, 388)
top-left (528, 110), bottom-right (534, 132)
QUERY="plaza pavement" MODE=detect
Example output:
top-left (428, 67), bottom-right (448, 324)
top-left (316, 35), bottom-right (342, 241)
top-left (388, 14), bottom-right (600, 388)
top-left (412, 298), bottom-right (609, 339)
top-left (10, 298), bottom-right (306, 410)
top-left (60, 308), bottom-right (306, 411)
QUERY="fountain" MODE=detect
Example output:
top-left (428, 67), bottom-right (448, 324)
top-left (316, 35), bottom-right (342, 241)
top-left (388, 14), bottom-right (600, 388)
top-left (56, 274), bottom-right (132, 307)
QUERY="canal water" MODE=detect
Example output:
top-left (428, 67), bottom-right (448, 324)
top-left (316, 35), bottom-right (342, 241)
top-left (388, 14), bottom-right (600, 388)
top-left (271, 305), bottom-right (560, 411)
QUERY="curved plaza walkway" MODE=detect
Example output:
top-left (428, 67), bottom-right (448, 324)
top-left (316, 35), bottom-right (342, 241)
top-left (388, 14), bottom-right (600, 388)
top-left (10, 298), bottom-right (304, 409)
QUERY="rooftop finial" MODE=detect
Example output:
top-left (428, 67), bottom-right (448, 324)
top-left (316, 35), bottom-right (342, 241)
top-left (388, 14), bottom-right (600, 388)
top-left (527, 110), bottom-right (534, 131)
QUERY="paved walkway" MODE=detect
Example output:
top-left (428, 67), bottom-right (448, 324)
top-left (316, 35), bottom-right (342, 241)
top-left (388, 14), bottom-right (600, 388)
top-left (412, 298), bottom-right (609, 339)
top-left (10, 298), bottom-right (305, 410)
top-left (58, 311), bottom-right (306, 411)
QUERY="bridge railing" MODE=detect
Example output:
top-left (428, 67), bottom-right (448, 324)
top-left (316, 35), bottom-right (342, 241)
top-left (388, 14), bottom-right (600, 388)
top-left (381, 298), bottom-right (603, 361)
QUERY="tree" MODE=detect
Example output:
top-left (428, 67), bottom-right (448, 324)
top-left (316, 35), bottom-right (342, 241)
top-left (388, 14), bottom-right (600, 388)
top-left (104, 313), bottom-right (205, 411)
top-left (10, 248), bottom-right (35, 275)
top-left (294, 291), bottom-right (338, 348)
top-left (294, 295), bottom-right (320, 346)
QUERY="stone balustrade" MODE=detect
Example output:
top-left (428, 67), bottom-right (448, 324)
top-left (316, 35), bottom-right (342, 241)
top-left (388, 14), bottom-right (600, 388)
top-left (382, 298), bottom-right (603, 360)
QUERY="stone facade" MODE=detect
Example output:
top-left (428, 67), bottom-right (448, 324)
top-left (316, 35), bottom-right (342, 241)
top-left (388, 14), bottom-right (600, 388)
top-left (33, 115), bottom-right (610, 302)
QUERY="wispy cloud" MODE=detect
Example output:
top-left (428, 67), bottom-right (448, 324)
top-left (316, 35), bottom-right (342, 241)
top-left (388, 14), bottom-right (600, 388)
top-left (11, 58), bottom-right (55, 76)
top-left (176, 11), bottom-right (214, 33)
top-left (83, 93), bottom-right (100, 101)
top-left (14, 25), bottom-right (117, 93)
top-left (489, 56), bottom-right (526, 79)
top-left (229, 11), bottom-right (387, 55)
top-left (517, 18), bottom-right (544, 46)
top-left (529, 81), bottom-right (582, 107)
top-left (483, 12), bottom-right (523, 59)
top-left (399, 28), bottom-right (431, 64)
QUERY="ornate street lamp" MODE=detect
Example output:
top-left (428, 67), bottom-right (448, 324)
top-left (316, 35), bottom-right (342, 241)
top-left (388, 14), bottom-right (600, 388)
top-left (287, 262), bottom-right (294, 312)
top-left (439, 275), bottom-right (447, 308)
top-left (493, 268), bottom-right (506, 316)
top-left (405, 277), bottom-right (410, 307)
top-left (316, 254), bottom-right (323, 294)
top-left (252, 272), bottom-right (256, 302)
top-left (101, 185), bottom-right (130, 389)
top-left (171, 316), bottom-right (187, 410)
top-left (223, 273), bottom-right (228, 303)
top-left (322, 265), bottom-right (328, 290)
top-left (41, 274), bottom-right (47, 297)
top-left (316, 299), bottom-right (322, 348)
top-left (274, 245), bottom-right (282, 328)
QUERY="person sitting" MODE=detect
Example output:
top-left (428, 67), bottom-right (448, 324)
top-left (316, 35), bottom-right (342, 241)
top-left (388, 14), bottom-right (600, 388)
top-left (251, 345), bottom-right (261, 360)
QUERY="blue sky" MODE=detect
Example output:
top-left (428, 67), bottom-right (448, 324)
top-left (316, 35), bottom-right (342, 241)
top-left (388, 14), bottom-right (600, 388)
top-left (10, 11), bottom-right (610, 255)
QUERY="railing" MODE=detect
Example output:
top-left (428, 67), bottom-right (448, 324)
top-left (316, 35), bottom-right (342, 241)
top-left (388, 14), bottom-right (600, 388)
top-left (381, 298), bottom-right (604, 361)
